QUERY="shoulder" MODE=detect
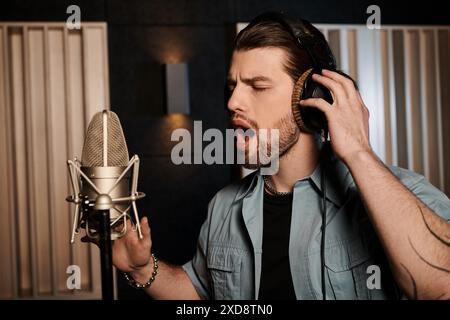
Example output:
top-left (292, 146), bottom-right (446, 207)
top-left (387, 165), bottom-right (427, 186)
top-left (387, 165), bottom-right (450, 221)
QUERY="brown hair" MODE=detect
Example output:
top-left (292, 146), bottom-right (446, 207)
top-left (234, 20), bottom-right (314, 83)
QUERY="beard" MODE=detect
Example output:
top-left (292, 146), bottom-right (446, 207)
top-left (239, 111), bottom-right (300, 170)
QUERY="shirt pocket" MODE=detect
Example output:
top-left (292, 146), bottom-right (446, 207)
top-left (207, 245), bottom-right (243, 300)
top-left (324, 237), bottom-right (374, 300)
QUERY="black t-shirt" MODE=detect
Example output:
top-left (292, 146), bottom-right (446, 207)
top-left (258, 189), bottom-right (296, 300)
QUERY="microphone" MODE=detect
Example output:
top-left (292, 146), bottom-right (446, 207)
top-left (66, 110), bottom-right (145, 243)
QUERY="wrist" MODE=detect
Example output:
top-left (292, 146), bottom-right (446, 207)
top-left (342, 148), bottom-right (376, 168)
top-left (126, 254), bottom-right (158, 288)
top-left (130, 263), bottom-right (153, 284)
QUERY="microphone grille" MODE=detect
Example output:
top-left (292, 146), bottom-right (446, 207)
top-left (81, 111), bottom-right (129, 167)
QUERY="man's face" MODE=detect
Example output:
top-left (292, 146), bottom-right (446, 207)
top-left (227, 47), bottom-right (300, 169)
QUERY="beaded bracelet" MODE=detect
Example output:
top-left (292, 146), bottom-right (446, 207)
top-left (123, 254), bottom-right (158, 289)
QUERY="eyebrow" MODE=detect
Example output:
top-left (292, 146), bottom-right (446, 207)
top-left (227, 75), bottom-right (273, 86)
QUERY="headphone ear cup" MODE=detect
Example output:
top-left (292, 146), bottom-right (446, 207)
top-left (292, 68), bottom-right (314, 132)
top-left (292, 69), bottom-right (333, 133)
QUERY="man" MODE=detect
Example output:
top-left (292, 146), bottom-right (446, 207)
top-left (112, 12), bottom-right (450, 300)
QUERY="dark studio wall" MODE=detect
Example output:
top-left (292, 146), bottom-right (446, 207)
top-left (2, 0), bottom-right (450, 300)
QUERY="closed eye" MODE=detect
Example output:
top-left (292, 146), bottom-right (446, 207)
top-left (253, 86), bottom-right (269, 92)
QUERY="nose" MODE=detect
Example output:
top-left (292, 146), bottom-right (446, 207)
top-left (227, 86), bottom-right (245, 114)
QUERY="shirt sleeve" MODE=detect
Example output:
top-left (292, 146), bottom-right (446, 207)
top-left (390, 166), bottom-right (450, 221)
top-left (182, 196), bottom-right (217, 300)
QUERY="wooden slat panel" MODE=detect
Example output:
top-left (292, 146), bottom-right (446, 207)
top-left (438, 30), bottom-right (450, 195)
top-left (392, 30), bottom-right (408, 168)
top-left (47, 27), bottom-right (71, 293)
top-left (420, 30), bottom-right (440, 186)
top-left (9, 27), bottom-right (33, 296)
top-left (1, 22), bottom-right (107, 299)
top-left (328, 30), bottom-right (341, 69)
top-left (66, 29), bottom-right (92, 291)
top-left (433, 30), bottom-right (445, 192)
top-left (347, 30), bottom-right (358, 81)
top-left (0, 26), bottom-right (14, 299)
top-left (404, 30), bottom-right (424, 174)
top-left (27, 27), bottom-right (52, 295)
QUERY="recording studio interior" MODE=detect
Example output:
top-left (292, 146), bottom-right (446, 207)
top-left (0, 0), bottom-right (449, 302)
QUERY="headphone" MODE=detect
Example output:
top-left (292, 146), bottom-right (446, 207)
top-left (246, 11), bottom-right (338, 300)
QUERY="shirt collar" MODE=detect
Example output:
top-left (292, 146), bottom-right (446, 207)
top-left (235, 153), bottom-right (353, 207)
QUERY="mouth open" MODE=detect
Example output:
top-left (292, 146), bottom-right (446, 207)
top-left (232, 119), bottom-right (256, 150)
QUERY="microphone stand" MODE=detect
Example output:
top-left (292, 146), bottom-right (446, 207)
top-left (67, 156), bottom-right (146, 301)
top-left (94, 194), bottom-right (115, 301)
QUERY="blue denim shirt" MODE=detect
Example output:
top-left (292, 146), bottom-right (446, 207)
top-left (182, 157), bottom-right (450, 300)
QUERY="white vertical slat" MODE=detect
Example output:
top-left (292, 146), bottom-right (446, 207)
top-left (387, 29), bottom-right (399, 166)
top-left (403, 30), bottom-right (414, 171)
top-left (339, 29), bottom-right (349, 74)
top-left (82, 26), bottom-right (108, 122)
top-left (102, 24), bottom-right (110, 108)
top-left (434, 29), bottom-right (445, 191)
top-left (380, 30), bottom-right (393, 165)
top-left (419, 30), bottom-right (429, 179)
top-left (356, 27), bottom-right (386, 161)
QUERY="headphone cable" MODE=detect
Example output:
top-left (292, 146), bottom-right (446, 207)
top-left (320, 130), bottom-right (329, 300)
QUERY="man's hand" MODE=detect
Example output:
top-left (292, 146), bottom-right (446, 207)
top-left (82, 217), bottom-right (152, 274)
top-left (112, 217), bottom-right (152, 273)
top-left (299, 69), bottom-right (372, 164)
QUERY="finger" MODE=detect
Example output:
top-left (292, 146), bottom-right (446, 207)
top-left (125, 219), bottom-right (139, 243)
top-left (299, 98), bottom-right (331, 116)
top-left (140, 216), bottom-right (151, 239)
top-left (321, 69), bottom-right (358, 99)
top-left (311, 73), bottom-right (346, 103)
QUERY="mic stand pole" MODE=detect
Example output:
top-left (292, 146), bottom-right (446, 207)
top-left (95, 194), bottom-right (115, 300)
